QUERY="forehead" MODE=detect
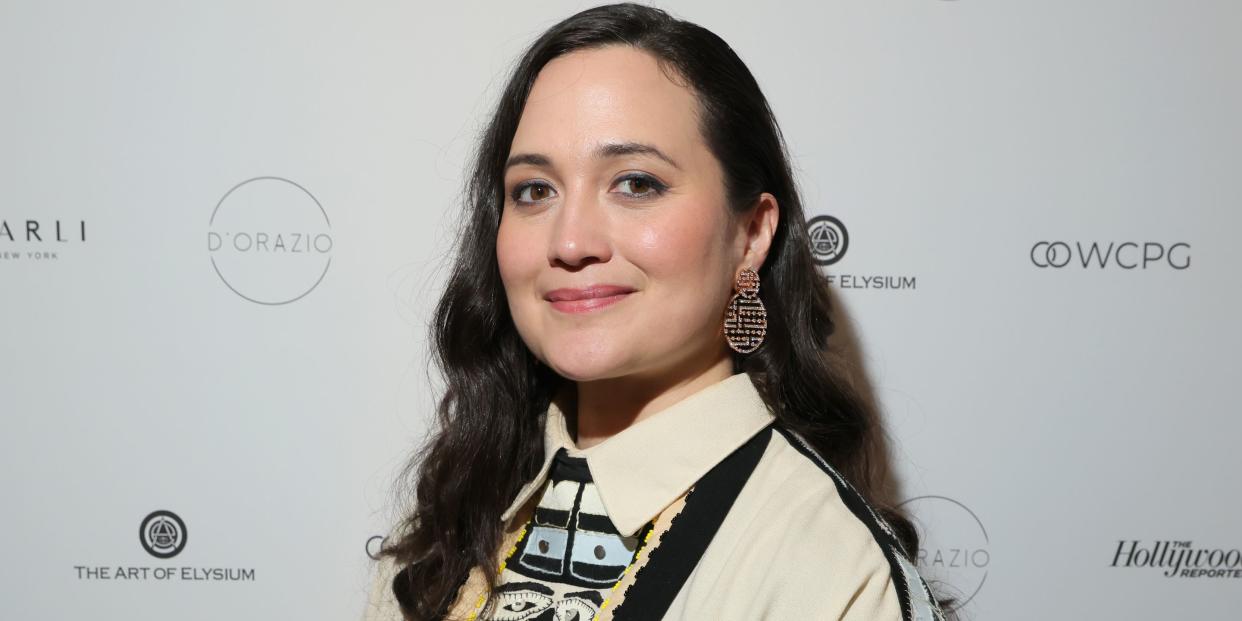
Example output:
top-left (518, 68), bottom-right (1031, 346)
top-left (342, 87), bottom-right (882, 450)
top-left (510, 45), bottom-right (705, 165)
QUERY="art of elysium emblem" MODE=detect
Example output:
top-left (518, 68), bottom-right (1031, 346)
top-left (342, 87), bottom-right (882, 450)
top-left (139, 510), bottom-right (188, 559)
top-left (807, 215), bottom-right (849, 266)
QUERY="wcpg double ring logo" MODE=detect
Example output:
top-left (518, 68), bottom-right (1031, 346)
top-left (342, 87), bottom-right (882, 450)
top-left (139, 510), bottom-right (188, 559)
top-left (807, 215), bottom-right (849, 266)
top-left (1030, 241), bottom-right (1190, 269)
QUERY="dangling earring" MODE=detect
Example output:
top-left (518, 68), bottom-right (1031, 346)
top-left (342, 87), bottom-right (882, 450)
top-left (723, 266), bottom-right (767, 354)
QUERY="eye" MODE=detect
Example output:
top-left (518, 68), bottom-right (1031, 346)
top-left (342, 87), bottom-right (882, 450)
top-left (615, 173), bottom-right (667, 199)
top-left (510, 180), bottom-right (555, 205)
top-left (508, 173), bottom-right (669, 207)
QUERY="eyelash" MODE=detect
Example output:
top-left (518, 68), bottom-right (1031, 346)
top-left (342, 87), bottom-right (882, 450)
top-left (509, 173), bottom-right (668, 206)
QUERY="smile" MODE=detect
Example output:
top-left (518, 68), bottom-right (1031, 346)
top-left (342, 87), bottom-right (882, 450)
top-left (545, 285), bottom-right (636, 314)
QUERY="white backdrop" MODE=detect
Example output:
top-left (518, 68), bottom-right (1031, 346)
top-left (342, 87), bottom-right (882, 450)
top-left (2, 1), bottom-right (1238, 619)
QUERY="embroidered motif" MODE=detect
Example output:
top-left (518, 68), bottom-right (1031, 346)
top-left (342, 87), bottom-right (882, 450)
top-left (471, 448), bottom-right (656, 621)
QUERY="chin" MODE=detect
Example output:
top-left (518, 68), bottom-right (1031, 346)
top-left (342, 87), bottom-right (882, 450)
top-left (542, 347), bottom-right (629, 382)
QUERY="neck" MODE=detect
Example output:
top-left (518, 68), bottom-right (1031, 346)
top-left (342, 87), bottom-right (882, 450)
top-left (567, 352), bottom-right (735, 450)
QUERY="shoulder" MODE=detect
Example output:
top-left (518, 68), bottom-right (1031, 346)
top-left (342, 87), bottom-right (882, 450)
top-left (358, 555), bottom-right (404, 621)
top-left (704, 425), bottom-right (945, 620)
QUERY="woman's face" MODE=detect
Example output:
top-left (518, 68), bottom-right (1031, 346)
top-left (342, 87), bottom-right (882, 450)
top-left (497, 45), bottom-right (767, 382)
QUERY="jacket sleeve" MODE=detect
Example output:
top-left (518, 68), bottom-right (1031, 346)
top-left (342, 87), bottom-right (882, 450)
top-left (757, 484), bottom-right (905, 620)
top-left (838, 551), bottom-right (902, 621)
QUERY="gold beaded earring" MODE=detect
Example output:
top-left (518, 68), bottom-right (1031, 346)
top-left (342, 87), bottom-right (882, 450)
top-left (723, 266), bottom-right (767, 354)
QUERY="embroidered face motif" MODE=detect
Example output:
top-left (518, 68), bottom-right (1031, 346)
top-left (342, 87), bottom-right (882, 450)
top-left (485, 448), bottom-right (653, 621)
top-left (513, 455), bottom-right (644, 587)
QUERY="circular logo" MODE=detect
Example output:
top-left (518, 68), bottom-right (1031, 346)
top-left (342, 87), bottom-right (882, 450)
top-left (207, 176), bottom-right (333, 305)
top-left (897, 495), bottom-right (989, 613)
top-left (806, 215), bottom-right (848, 266)
top-left (139, 510), bottom-right (188, 559)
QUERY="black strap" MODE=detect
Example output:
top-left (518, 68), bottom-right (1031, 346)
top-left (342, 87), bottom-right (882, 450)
top-left (611, 422), bottom-right (774, 620)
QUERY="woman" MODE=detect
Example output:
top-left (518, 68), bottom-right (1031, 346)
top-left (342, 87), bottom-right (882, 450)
top-left (363, 3), bottom-right (956, 620)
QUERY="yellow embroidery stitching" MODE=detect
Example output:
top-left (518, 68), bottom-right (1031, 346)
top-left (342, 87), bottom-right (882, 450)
top-left (465, 524), bottom-right (529, 621)
top-left (594, 525), bottom-right (657, 620)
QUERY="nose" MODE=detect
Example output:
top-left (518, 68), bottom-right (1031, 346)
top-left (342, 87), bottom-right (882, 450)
top-left (547, 185), bottom-right (612, 269)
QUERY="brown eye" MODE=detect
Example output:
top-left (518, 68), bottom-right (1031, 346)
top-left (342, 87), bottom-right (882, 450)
top-left (511, 181), bottom-right (556, 205)
top-left (616, 173), bottom-right (667, 199)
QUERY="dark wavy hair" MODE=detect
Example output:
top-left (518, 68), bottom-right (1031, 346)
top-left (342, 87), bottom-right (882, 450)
top-left (379, 3), bottom-right (958, 619)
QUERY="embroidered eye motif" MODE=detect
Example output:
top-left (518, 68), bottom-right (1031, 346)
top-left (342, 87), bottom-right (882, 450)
top-left (519, 526), bottom-right (569, 575)
top-left (568, 530), bottom-right (639, 583)
top-left (489, 587), bottom-right (553, 621)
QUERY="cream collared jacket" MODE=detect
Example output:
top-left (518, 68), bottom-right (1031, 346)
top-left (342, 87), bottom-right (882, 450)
top-left (360, 372), bottom-right (946, 620)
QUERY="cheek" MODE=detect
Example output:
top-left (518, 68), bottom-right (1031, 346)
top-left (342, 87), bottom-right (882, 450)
top-left (627, 203), bottom-right (733, 330)
top-left (631, 204), bottom-right (728, 281)
top-left (496, 220), bottom-right (547, 356)
top-left (495, 225), bottom-right (539, 331)
top-left (496, 219), bottom-right (535, 291)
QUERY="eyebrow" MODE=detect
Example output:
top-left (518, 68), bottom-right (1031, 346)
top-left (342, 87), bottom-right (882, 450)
top-left (504, 141), bottom-right (682, 173)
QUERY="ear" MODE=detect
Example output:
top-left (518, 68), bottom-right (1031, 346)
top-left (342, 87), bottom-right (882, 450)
top-left (735, 192), bottom-right (779, 274)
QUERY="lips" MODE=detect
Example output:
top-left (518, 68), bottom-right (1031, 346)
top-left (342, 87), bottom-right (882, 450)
top-left (544, 284), bottom-right (636, 313)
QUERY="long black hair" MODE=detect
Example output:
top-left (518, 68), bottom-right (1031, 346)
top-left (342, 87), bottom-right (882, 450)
top-left (379, 3), bottom-right (957, 618)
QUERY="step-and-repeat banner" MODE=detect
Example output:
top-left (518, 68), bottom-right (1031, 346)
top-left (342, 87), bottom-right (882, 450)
top-left (3, 1), bottom-right (1237, 619)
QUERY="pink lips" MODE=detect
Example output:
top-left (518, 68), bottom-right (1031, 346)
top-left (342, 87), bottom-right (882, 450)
top-left (544, 284), bottom-right (636, 313)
